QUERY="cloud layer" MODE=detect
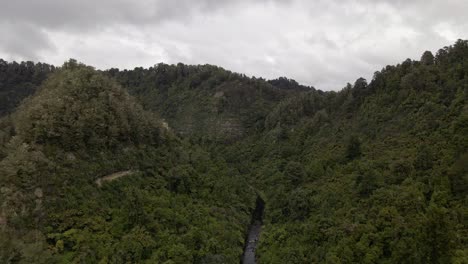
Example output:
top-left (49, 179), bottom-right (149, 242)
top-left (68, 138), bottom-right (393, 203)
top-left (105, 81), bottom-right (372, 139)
top-left (0, 0), bottom-right (466, 90)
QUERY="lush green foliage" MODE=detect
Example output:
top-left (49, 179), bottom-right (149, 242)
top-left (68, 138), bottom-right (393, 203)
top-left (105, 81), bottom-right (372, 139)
top-left (0, 59), bottom-right (55, 117)
top-left (220, 40), bottom-right (468, 263)
top-left (0, 63), bottom-right (255, 263)
top-left (0, 40), bottom-right (467, 263)
top-left (107, 64), bottom-right (309, 141)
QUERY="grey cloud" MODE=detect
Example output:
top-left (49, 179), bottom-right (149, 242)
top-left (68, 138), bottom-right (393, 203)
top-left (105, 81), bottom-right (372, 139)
top-left (0, 0), bottom-right (287, 31)
top-left (0, 22), bottom-right (54, 60)
top-left (0, 0), bottom-right (466, 90)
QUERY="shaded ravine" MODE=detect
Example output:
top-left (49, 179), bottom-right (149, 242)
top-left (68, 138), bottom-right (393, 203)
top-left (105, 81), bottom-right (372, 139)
top-left (242, 196), bottom-right (265, 264)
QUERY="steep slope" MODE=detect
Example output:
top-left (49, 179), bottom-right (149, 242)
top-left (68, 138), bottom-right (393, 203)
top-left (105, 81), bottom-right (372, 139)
top-left (0, 40), bottom-right (466, 264)
top-left (0, 60), bottom-right (311, 142)
top-left (219, 40), bottom-right (468, 263)
top-left (108, 64), bottom-right (310, 141)
top-left (0, 59), bottom-right (55, 117)
top-left (0, 62), bottom-right (255, 263)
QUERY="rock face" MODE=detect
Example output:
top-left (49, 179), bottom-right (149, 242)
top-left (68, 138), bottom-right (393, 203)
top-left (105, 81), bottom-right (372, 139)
top-left (213, 91), bottom-right (224, 98)
top-left (34, 188), bottom-right (43, 198)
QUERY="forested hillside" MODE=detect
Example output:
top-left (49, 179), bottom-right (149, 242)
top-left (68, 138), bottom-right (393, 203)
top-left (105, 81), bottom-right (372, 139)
top-left (0, 62), bottom-right (255, 263)
top-left (0, 40), bottom-right (467, 263)
top-left (0, 60), bottom-right (55, 117)
top-left (227, 40), bottom-right (468, 263)
top-left (0, 60), bottom-right (310, 142)
top-left (107, 65), bottom-right (310, 142)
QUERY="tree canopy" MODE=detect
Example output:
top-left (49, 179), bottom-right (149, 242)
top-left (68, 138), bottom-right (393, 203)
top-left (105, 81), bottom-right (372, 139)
top-left (0, 40), bottom-right (467, 263)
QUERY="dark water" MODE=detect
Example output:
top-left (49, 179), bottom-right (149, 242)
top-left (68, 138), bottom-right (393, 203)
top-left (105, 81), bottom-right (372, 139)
top-left (242, 197), bottom-right (265, 264)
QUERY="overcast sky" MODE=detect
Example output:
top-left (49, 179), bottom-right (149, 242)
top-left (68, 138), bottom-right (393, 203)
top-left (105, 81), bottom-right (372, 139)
top-left (0, 0), bottom-right (466, 90)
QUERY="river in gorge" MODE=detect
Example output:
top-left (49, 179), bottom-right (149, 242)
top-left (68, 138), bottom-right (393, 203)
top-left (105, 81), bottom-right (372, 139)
top-left (242, 196), bottom-right (265, 264)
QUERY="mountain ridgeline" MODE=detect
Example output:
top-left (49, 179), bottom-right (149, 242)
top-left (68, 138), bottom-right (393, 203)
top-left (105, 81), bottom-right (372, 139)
top-left (0, 40), bottom-right (467, 263)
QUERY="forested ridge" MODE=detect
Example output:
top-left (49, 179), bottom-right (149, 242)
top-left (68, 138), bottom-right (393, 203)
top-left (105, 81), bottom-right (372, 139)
top-left (0, 40), bottom-right (467, 263)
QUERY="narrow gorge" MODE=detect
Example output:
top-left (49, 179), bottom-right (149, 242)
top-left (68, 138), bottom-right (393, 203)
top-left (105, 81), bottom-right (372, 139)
top-left (242, 197), bottom-right (265, 264)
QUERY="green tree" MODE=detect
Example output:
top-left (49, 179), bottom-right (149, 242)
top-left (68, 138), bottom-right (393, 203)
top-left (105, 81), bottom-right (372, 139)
top-left (421, 51), bottom-right (435, 65)
top-left (346, 135), bottom-right (362, 161)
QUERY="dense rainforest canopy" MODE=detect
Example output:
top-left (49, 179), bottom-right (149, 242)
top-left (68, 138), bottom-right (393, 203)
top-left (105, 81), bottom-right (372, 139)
top-left (0, 40), bottom-right (467, 263)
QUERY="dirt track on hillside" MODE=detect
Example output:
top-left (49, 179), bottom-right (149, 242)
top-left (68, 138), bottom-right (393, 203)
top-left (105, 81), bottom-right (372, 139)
top-left (95, 170), bottom-right (136, 187)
